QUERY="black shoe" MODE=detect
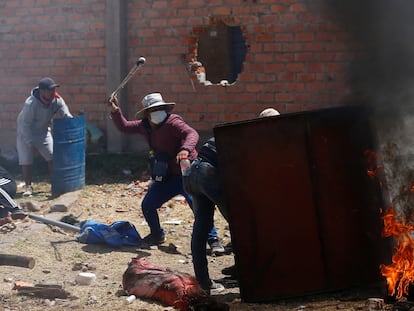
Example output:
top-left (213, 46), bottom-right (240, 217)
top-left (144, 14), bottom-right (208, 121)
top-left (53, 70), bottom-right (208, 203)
top-left (208, 239), bottom-right (225, 256)
top-left (141, 233), bottom-right (166, 246)
top-left (221, 265), bottom-right (238, 278)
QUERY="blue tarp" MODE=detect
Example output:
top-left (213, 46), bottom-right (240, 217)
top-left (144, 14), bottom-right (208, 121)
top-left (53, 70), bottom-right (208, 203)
top-left (77, 220), bottom-right (143, 247)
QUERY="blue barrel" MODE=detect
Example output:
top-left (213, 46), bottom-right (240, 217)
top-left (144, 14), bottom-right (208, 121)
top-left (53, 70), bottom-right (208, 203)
top-left (52, 115), bottom-right (85, 196)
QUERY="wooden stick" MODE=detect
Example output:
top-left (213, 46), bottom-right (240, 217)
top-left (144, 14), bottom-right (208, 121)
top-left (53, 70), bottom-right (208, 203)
top-left (0, 254), bottom-right (35, 269)
top-left (14, 284), bottom-right (69, 299)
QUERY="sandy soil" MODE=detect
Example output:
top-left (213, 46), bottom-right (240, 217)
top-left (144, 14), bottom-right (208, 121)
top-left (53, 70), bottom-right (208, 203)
top-left (0, 179), bottom-right (393, 310)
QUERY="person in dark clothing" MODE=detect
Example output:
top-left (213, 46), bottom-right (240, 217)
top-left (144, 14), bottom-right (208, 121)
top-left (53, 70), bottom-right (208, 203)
top-left (182, 137), bottom-right (228, 293)
top-left (183, 108), bottom-right (281, 294)
top-left (108, 93), bottom-right (224, 254)
top-left (0, 165), bottom-right (25, 218)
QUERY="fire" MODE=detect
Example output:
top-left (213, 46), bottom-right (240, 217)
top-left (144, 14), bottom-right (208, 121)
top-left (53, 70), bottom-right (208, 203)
top-left (363, 149), bottom-right (414, 298)
top-left (380, 206), bottom-right (414, 298)
top-left (364, 149), bottom-right (384, 187)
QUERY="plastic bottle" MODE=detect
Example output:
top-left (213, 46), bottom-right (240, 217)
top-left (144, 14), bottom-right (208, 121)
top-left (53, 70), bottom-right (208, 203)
top-left (180, 155), bottom-right (191, 176)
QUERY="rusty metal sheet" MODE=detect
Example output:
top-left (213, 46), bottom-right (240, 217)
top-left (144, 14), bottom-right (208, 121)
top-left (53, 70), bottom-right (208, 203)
top-left (214, 106), bottom-right (391, 302)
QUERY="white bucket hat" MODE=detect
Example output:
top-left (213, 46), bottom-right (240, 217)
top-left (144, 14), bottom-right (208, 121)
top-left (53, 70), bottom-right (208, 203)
top-left (135, 93), bottom-right (175, 119)
top-left (259, 108), bottom-right (280, 118)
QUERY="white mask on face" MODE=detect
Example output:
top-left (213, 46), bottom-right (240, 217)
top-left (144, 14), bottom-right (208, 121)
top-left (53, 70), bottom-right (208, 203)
top-left (149, 110), bottom-right (167, 124)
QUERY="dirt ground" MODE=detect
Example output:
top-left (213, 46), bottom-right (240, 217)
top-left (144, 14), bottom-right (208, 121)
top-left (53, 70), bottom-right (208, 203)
top-left (0, 157), bottom-right (394, 311)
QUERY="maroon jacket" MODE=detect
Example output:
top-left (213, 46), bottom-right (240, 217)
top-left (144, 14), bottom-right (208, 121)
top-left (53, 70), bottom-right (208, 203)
top-left (111, 110), bottom-right (199, 176)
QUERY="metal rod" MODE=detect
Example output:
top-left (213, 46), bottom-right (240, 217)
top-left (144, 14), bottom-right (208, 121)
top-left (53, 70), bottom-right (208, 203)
top-left (28, 214), bottom-right (80, 232)
top-left (110, 57), bottom-right (146, 100)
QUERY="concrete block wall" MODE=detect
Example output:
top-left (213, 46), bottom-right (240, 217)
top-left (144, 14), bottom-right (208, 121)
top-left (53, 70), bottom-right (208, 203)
top-left (0, 0), bottom-right (363, 152)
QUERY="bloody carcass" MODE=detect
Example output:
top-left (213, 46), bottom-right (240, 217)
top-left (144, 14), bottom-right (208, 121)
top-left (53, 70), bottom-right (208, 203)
top-left (122, 257), bottom-right (229, 311)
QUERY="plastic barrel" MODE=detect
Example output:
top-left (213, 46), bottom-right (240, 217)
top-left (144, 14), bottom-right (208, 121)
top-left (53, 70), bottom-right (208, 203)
top-left (52, 115), bottom-right (85, 196)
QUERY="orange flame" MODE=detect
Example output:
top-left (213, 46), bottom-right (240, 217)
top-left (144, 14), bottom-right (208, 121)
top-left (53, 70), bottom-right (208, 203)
top-left (380, 207), bottom-right (414, 298)
top-left (364, 149), bottom-right (384, 187)
top-left (363, 150), bottom-right (414, 298)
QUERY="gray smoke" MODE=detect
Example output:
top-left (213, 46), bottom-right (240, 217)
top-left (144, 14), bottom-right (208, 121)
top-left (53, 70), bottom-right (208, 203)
top-left (325, 0), bottom-right (414, 217)
top-left (327, 0), bottom-right (414, 113)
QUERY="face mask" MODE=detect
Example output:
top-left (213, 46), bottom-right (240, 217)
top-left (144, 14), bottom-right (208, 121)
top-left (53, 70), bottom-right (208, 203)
top-left (149, 110), bottom-right (167, 124)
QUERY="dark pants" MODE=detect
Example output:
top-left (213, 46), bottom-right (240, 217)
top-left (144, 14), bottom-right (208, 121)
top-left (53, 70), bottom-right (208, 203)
top-left (141, 175), bottom-right (219, 241)
top-left (183, 159), bottom-right (228, 290)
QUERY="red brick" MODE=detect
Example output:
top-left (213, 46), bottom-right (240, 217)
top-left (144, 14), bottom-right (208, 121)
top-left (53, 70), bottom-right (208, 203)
top-left (290, 3), bottom-right (307, 12)
top-left (256, 33), bottom-right (275, 42)
top-left (265, 63), bottom-right (285, 72)
top-left (304, 42), bottom-right (324, 52)
top-left (278, 72), bottom-right (295, 81)
top-left (270, 5), bottom-right (288, 13)
top-left (0, 0), bottom-right (364, 139)
top-left (264, 43), bottom-right (282, 52)
top-left (276, 93), bottom-right (294, 102)
top-left (275, 53), bottom-right (294, 62)
top-left (297, 73), bottom-right (316, 82)
top-left (296, 32), bottom-right (314, 41)
top-left (286, 63), bottom-right (305, 72)
top-left (275, 33), bottom-right (293, 42)
top-left (295, 52), bottom-right (313, 61)
top-left (254, 53), bottom-right (274, 63)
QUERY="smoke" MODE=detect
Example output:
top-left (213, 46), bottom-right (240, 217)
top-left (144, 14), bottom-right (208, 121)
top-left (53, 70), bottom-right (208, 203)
top-left (325, 0), bottom-right (414, 217)
top-left (326, 0), bottom-right (414, 113)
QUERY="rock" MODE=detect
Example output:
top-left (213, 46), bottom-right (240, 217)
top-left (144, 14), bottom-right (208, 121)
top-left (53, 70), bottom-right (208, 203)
top-left (49, 204), bottom-right (68, 213)
top-left (21, 201), bottom-right (41, 212)
top-left (75, 272), bottom-right (96, 286)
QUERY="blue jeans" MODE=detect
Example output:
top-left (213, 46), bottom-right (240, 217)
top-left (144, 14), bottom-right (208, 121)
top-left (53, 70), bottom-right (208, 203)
top-left (142, 175), bottom-right (219, 241)
top-left (183, 159), bottom-right (228, 290)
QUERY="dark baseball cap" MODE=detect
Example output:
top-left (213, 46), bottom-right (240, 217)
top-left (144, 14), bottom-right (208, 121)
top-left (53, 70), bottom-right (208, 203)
top-left (38, 77), bottom-right (60, 90)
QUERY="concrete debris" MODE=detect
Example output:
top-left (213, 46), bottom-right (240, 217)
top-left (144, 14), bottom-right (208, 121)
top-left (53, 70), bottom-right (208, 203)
top-left (86, 295), bottom-right (98, 305)
top-left (49, 204), bottom-right (68, 213)
top-left (72, 262), bottom-right (97, 271)
top-left (20, 201), bottom-right (41, 212)
top-left (75, 272), bottom-right (96, 286)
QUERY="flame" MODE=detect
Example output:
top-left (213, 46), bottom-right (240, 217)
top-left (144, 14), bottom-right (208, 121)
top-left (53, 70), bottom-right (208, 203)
top-left (380, 206), bottom-right (414, 298)
top-left (363, 150), bottom-right (414, 298)
top-left (364, 149), bottom-right (384, 187)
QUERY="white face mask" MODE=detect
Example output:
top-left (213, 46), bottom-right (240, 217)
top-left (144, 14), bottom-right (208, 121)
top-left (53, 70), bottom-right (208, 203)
top-left (149, 110), bottom-right (167, 124)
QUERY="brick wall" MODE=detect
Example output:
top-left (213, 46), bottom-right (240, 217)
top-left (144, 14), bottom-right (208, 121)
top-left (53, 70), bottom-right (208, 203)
top-left (124, 0), bottom-right (361, 132)
top-left (0, 0), bottom-right (362, 151)
top-left (0, 0), bottom-right (107, 146)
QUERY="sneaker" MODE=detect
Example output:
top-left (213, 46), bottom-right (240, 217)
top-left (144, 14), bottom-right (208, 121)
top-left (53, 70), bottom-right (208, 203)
top-left (208, 239), bottom-right (225, 256)
top-left (209, 280), bottom-right (225, 295)
top-left (221, 265), bottom-right (238, 278)
top-left (22, 185), bottom-right (33, 197)
top-left (141, 233), bottom-right (166, 246)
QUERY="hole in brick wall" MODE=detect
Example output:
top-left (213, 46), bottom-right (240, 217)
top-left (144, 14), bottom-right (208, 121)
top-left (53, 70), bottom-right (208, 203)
top-left (187, 17), bottom-right (248, 86)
